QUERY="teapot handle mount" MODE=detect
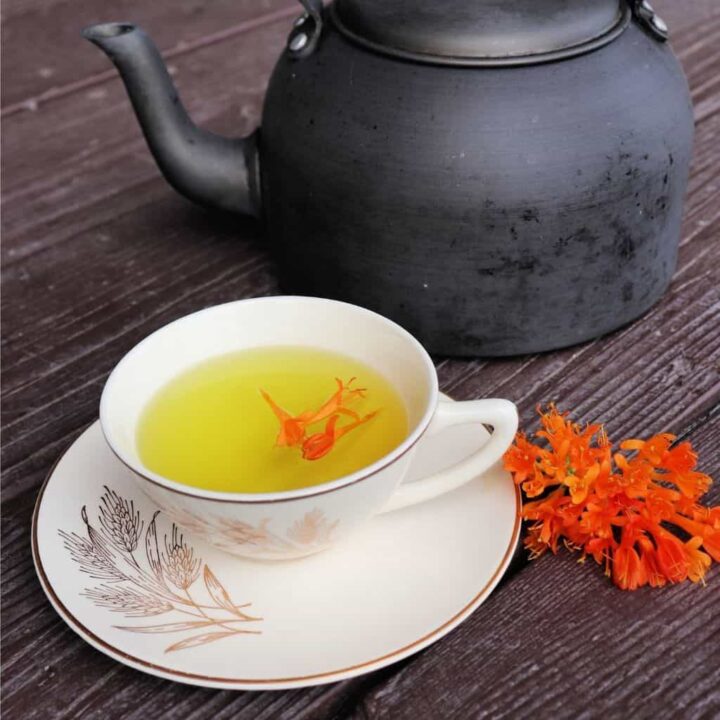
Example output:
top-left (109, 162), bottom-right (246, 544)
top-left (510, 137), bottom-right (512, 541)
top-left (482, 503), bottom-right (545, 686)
top-left (630, 0), bottom-right (668, 41)
top-left (287, 0), bottom-right (324, 58)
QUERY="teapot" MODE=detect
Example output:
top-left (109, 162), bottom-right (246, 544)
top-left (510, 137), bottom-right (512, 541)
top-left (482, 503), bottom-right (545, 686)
top-left (83, 0), bottom-right (693, 356)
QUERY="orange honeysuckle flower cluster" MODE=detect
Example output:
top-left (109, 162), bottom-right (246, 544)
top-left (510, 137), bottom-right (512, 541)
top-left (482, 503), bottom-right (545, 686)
top-left (503, 405), bottom-right (719, 590)
top-left (261, 378), bottom-right (378, 461)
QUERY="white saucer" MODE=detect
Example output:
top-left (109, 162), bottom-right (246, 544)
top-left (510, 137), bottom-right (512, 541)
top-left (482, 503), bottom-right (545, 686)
top-left (33, 404), bottom-right (520, 691)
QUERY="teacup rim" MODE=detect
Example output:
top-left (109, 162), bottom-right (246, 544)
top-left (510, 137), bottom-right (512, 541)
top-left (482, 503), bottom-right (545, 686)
top-left (99, 296), bottom-right (439, 504)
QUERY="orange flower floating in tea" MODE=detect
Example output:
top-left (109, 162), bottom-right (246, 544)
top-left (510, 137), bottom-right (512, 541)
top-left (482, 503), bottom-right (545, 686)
top-left (504, 405), bottom-right (719, 590)
top-left (261, 377), bottom-right (379, 461)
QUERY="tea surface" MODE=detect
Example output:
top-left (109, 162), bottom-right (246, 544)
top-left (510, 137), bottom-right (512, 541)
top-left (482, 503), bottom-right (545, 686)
top-left (136, 346), bottom-right (408, 493)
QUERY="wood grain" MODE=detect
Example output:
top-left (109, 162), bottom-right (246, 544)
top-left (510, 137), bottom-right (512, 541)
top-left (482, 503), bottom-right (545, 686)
top-left (0, 0), bottom-right (297, 111)
top-left (2, 0), bottom-right (719, 717)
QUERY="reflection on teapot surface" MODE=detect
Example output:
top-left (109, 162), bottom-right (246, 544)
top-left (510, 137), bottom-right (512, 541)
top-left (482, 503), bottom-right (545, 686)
top-left (83, 0), bottom-right (693, 356)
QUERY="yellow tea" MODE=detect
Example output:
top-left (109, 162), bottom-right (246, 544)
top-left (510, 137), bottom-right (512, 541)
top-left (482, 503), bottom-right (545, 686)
top-left (137, 346), bottom-right (408, 493)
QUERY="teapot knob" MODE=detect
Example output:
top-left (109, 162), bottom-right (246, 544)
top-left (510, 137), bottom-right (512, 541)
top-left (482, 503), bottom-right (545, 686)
top-left (287, 0), bottom-right (323, 58)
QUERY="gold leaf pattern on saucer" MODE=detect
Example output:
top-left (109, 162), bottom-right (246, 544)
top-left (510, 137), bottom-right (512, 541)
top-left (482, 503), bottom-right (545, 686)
top-left (59, 486), bottom-right (262, 653)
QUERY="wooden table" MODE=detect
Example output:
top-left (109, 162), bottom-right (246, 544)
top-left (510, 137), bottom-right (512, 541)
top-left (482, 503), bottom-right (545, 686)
top-left (2, 1), bottom-right (719, 717)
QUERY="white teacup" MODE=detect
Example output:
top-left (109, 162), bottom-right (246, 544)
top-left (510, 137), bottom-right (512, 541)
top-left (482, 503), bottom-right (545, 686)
top-left (100, 297), bottom-right (518, 560)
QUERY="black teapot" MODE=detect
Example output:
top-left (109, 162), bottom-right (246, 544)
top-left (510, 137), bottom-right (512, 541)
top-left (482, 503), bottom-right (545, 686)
top-left (83, 0), bottom-right (693, 356)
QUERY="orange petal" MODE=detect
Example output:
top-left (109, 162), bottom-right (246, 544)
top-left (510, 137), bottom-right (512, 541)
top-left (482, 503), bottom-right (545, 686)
top-left (260, 389), bottom-right (291, 422)
top-left (655, 533), bottom-right (688, 583)
top-left (302, 416), bottom-right (340, 460)
top-left (281, 419), bottom-right (307, 447)
top-left (613, 544), bottom-right (647, 590)
top-left (685, 536), bottom-right (711, 583)
top-left (334, 411), bottom-right (378, 441)
top-left (301, 378), bottom-right (357, 426)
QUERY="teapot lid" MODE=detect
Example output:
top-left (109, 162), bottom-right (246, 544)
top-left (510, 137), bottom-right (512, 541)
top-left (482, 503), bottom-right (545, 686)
top-left (330, 0), bottom-right (632, 66)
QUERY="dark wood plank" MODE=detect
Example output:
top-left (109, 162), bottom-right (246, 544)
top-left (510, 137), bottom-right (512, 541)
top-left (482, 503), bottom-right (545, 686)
top-left (0, 0), bottom-right (297, 110)
top-left (2, 0), bottom-right (719, 717)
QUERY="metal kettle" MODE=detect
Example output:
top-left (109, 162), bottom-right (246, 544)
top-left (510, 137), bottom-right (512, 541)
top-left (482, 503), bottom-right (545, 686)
top-left (83, 0), bottom-right (693, 355)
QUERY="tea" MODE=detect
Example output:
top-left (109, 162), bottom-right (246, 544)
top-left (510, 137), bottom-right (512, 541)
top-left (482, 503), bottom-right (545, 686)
top-left (136, 346), bottom-right (409, 493)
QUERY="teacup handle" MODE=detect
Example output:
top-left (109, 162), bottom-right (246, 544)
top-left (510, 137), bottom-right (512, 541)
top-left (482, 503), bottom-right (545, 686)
top-left (381, 397), bottom-right (518, 513)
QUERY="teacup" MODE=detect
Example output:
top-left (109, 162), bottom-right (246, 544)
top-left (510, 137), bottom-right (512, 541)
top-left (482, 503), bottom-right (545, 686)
top-left (100, 297), bottom-right (518, 560)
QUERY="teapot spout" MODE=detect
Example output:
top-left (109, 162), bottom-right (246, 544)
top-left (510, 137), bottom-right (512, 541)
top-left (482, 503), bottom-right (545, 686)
top-left (82, 23), bottom-right (260, 216)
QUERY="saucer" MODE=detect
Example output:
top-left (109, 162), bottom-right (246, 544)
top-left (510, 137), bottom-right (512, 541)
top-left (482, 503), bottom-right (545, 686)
top-left (33, 399), bottom-right (521, 690)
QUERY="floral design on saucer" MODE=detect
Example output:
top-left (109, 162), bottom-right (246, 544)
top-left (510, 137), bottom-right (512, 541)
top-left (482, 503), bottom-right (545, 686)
top-left (35, 419), bottom-right (520, 690)
top-left (59, 486), bottom-right (263, 653)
